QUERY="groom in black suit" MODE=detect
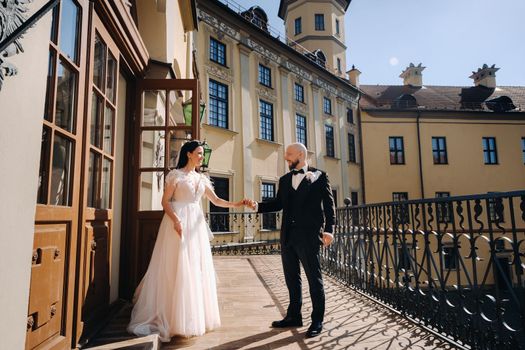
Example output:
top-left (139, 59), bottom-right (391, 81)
top-left (254, 143), bottom-right (335, 338)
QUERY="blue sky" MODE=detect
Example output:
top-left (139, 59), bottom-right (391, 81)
top-left (252, 0), bottom-right (525, 86)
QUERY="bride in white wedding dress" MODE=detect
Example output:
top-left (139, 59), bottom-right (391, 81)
top-left (128, 140), bottom-right (246, 342)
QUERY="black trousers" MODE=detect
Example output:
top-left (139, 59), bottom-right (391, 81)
top-left (281, 231), bottom-right (325, 323)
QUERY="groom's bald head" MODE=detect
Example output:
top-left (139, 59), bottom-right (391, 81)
top-left (285, 143), bottom-right (307, 170)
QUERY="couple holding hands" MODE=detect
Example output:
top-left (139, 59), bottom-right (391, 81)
top-left (128, 141), bottom-right (335, 342)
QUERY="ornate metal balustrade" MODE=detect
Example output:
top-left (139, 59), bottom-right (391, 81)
top-left (206, 211), bottom-right (282, 255)
top-left (322, 190), bottom-right (525, 349)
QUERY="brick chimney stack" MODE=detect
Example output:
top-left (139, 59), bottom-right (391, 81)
top-left (347, 65), bottom-right (361, 87)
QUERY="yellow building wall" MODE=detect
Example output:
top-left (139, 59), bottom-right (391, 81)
top-left (196, 15), bottom-right (361, 226)
top-left (362, 110), bottom-right (525, 204)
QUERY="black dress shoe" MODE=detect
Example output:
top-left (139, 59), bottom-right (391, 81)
top-left (305, 322), bottom-right (323, 338)
top-left (271, 316), bottom-right (303, 328)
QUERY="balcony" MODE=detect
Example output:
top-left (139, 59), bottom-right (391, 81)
top-left (85, 190), bottom-right (525, 349)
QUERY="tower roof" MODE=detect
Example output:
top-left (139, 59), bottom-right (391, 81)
top-left (278, 0), bottom-right (352, 20)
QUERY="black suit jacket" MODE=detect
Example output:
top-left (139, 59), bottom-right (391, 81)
top-left (258, 167), bottom-right (335, 245)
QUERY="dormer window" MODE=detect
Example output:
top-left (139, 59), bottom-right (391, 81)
top-left (241, 6), bottom-right (269, 33)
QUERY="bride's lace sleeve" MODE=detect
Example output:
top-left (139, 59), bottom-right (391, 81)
top-left (201, 173), bottom-right (214, 191)
top-left (165, 169), bottom-right (183, 187)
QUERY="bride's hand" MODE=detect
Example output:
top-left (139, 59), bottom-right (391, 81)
top-left (174, 220), bottom-right (182, 237)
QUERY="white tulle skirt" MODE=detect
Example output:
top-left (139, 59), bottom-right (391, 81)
top-left (127, 201), bottom-right (220, 342)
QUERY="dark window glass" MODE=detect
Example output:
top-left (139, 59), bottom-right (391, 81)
top-left (351, 191), bottom-right (358, 206)
top-left (210, 177), bottom-right (230, 232)
top-left (335, 18), bottom-right (340, 35)
top-left (296, 114), bottom-right (307, 146)
top-left (398, 246), bottom-right (411, 271)
top-left (323, 97), bottom-right (332, 115)
top-left (294, 83), bottom-right (304, 103)
top-left (294, 17), bottom-right (302, 35)
top-left (93, 36), bottom-right (106, 91)
top-left (347, 108), bottom-right (354, 123)
top-left (88, 151), bottom-right (100, 207)
top-left (37, 127), bottom-right (52, 204)
top-left (261, 183), bottom-right (277, 230)
top-left (348, 133), bottom-right (356, 163)
top-left (436, 192), bottom-right (452, 223)
top-left (389, 137), bottom-right (405, 164)
top-left (392, 192), bottom-right (409, 224)
top-left (332, 189), bottom-right (338, 207)
top-left (260, 100), bottom-right (274, 141)
top-left (55, 60), bottom-right (77, 133)
top-left (443, 246), bottom-right (458, 270)
top-left (432, 137), bottom-right (448, 164)
top-left (522, 138), bottom-right (525, 164)
top-left (315, 14), bottom-right (325, 30)
top-left (210, 37), bottom-right (226, 66)
top-left (209, 79), bottom-right (228, 128)
top-left (258, 64), bottom-right (271, 87)
top-left (337, 58), bottom-right (341, 72)
top-left (482, 137), bottom-right (498, 164)
top-left (325, 125), bottom-right (334, 157)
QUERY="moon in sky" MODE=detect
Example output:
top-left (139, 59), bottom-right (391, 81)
top-left (389, 57), bottom-right (399, 66)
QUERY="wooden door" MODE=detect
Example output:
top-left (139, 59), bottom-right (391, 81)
top-left (122, 78), bottom-right (201, 297)
top-left (28, 0), bottom-right (89, 349)
top-left (75, 13), bottom-right (121, 341)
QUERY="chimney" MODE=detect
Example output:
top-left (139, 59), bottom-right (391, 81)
top-left (399, 63), bottom-right (425, 87)
top-left (469, 64), bottom-right (499, 88)
top-left (347, 65), bottom-right (361, 87)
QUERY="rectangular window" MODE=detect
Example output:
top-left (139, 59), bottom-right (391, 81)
top-left (210, 177), bottom-right (230, 232)
top-left (294, 17), bottom-right (302, 35)
top-left (315, 14), bottom-right (325, 31)
top-left (347, 108), bottom-right (354, 123)
top-left (348, 133), bottom-right (356, 163)
top-left (325, 125), bottom-right (335, 157)
top-left (258, 64), bottom-right (271, 87)
top-left (332, 189), bottom-right (338, 207)
top-left (260, 100), bottom-right (274, 141)
top-left (323, 97), bottom-right (332, 115)
top-left (521, 137), bottom-right (525, 164)
top-left (436, 192), bottom-right (452, 223)
top-left (392, 192), bottom-right (409, 224)
top-left (208, 79), bottom-right (228, 128)
top-left (294, 83), bottom-right (304, 103)
top-left (337, 58), bottom-right (341, 72)
top-left (210, 37), bottom-right (226, 66)
top-left (443, 246), bottom-right (458, 270)
top-left (351, 191), bottom-right (358, 206)
top-left (296, 114), bottom-right (307, 147)
top-left (335, 18), bottom-right (340, 35)
top-left (482, 137), bottom-right (498, 164)
top-left (389, 137), bottom-right (405, 164)
top-left (432, 137), bottom-right (448, 164)
top-left (261, 182), bottom-right (277, 230)
top-left (398, 246), bottom-right (411, 271)
top-left (488, 194), bottom-right (505, 223)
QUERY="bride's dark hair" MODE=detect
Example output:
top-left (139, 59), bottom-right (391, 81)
top-left (175, 140), bottom-right (204, 170)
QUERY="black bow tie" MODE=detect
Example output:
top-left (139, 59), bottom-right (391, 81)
top-left (291, 169), bottom-right (305, 176)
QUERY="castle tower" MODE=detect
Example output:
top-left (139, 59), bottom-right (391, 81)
top-left (279, 0), bottom-right (351, 77)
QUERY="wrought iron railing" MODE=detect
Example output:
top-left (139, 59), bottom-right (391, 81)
top-left (322, 190), bottom-right (525, 349)
top-left (206, 211), bottom-right (282, 255)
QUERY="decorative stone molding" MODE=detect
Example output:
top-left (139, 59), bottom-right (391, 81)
top-left (0, 0), bottom-right (33, 90)
top-left (199, 9), bottom-right (241, 41)
top-left (283, 61), bottom-right (313, 82)
top-left (245, 38), bottom-right (280, 63)
top-left (294, 101), bottom-right (307, 114)
top-left (257, 86), bottom-right (277, 102)
top-left (206, 65), bottom-right (233, 83)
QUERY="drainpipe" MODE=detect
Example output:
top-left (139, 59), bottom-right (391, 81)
top-left (357, 95), bottom-right (366, 204)
top-left (416, 111), bottom-right (425, 198)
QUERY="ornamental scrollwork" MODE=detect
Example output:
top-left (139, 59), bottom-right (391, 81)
top-left (0, 0), bottom-right (33, 90)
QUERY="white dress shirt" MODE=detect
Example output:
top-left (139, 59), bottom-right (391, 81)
top-left (291, 165), bottom-right (309, 190)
